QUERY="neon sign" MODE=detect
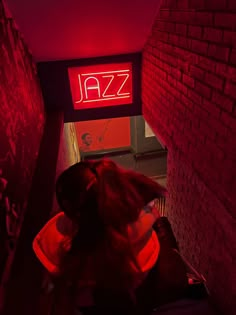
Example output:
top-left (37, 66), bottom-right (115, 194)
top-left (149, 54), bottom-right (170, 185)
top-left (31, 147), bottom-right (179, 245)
top-left (68, 63), bottom-right (133, 109)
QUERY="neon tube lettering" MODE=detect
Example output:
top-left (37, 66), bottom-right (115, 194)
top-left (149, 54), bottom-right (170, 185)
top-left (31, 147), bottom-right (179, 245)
top-left (83, 95), bottom-right (130, 103)
top-left (84, 76), bottom-right (101, 99)
top-left (72, 69), bottom-right (131, 105)
top-left (81, 69), bottom-right (129, 76)
top-left (117, 74), bottom-right (130, 96)
top-left (102, 75), bottom-right (115, 98)
top-left (75, 74), bottom-right (83, 103)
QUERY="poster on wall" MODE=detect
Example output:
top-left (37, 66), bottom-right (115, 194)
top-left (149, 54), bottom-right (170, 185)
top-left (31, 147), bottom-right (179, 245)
top-left (75, 116), bottom-right (131, 156)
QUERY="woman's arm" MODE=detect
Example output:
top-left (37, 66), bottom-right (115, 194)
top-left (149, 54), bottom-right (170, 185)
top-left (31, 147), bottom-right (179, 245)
top-left (153, 217), bottom-right (179, 250)
top-left (126, 170), bottom-right (167, 203)
top-left (128, 201), bottom-right (161, 243)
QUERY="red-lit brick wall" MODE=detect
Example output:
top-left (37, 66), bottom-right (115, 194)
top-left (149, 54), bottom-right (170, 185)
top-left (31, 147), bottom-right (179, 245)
top-left (142, 0), bottom-right (236, 314)
top-left (0, 0), bottom-right (45, 283)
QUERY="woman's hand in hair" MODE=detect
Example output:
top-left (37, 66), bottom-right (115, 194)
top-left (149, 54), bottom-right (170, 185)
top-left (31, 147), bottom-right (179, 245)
top-left (128, 201), bottom-right (161, 244)
top-left (144, 200), bottom-right (161, 220)
top-left (150, 199), bottom-right (161, 220)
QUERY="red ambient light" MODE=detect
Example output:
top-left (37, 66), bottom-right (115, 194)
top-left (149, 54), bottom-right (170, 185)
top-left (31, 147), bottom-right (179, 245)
top-left (68, 62), bottom-right (133, 109)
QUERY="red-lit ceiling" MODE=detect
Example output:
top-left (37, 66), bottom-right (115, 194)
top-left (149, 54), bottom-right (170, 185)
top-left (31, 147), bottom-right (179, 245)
top-left (5, 0), bottom-right (161, 62)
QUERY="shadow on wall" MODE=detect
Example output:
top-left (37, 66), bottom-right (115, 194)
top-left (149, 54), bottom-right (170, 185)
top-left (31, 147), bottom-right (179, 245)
top-left (0, 0), bottom-right (45, 292)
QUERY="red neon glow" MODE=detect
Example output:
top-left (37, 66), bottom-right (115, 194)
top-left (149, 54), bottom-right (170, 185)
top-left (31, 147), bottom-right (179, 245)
top-left (68, 63), bottom-right (133, 109)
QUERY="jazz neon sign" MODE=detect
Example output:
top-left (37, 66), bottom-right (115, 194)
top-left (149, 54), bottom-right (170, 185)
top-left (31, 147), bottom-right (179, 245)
top-left (68, 63), bottom-right (133, 109)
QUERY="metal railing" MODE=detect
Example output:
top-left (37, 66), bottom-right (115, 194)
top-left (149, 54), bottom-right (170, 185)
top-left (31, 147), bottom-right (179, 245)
top-left (155, 196), bottom-right (166, 217)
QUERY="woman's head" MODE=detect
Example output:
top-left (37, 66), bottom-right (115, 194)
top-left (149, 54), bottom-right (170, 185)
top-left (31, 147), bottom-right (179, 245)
top-left (56, 158), bottom-right (165, 226)
top-left (56, 159), bottom-right (166, 287)
top-left (56, 161), bottom-right (97, 222)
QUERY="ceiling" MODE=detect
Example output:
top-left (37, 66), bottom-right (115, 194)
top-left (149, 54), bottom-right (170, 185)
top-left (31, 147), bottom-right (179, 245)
top-left (6, 0), bottom-right (161, 62)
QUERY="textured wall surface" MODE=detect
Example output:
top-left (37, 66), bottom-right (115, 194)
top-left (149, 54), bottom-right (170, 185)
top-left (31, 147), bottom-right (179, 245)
top-left (142, 0), bottom-right (236, 314)
top-left (0, 0), bottom-right (45, 285)
top-left (51, 123), bottom-right (80, 215)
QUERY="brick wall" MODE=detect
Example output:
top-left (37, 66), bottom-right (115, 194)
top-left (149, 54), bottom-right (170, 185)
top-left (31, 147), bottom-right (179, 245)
top-left (0, 0), bottom-right (45, 287)
top-left (142, 0), bottom-right (236, 314)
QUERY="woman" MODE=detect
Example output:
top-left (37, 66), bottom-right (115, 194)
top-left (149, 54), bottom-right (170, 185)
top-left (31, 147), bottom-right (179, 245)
top-left (33, 159), bottom-right (185, 314)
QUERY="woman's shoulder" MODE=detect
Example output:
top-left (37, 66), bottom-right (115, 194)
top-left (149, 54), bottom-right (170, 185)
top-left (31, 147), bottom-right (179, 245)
top-left (128, 206), bottom-right (157, 244)
top-left (32, 212), bottom-right (77, 274)
top-left (55, 212), bottom-right (77, 236)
